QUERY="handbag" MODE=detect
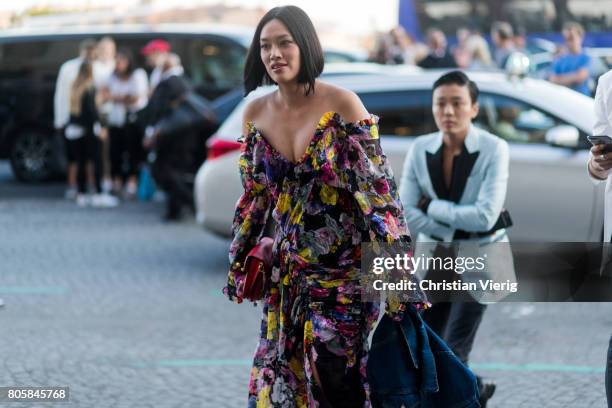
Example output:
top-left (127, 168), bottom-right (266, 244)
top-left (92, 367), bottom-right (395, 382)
top-left (240, 237), bottom-right (274, 301)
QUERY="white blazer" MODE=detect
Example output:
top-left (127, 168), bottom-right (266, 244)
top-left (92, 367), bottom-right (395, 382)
top-left (590, 69), bottom-right (612, 243)
top-left (398, 125), bottom-right (513, 302)
top-left (399, 125), bottom-right (510, 244)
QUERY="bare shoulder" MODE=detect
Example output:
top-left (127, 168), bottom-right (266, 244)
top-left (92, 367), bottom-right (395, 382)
top-left (320, 82), bottom-right (369, 123)
top-left (242, 93), bottom-right (270, 133)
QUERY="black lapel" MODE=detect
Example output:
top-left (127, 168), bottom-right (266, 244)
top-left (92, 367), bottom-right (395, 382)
top-left (426, 145), bottom-right (448, 200)
top-left (449, 145), bottom-right (479, 203)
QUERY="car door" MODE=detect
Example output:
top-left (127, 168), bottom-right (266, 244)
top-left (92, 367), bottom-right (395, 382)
top-left (475, 92), bottom-right (601, 242)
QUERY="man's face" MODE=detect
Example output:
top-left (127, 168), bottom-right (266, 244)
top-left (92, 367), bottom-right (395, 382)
top-left (432, 84), bottom-right (479, 137)
top-left (429, 31), bottom-right (446, 51)
top-left (564, 28), bottom-right (583, 51)
top-left (147, 51), bottom-right (165, 67)
top-left (97, 41), bottom-right (116, 62)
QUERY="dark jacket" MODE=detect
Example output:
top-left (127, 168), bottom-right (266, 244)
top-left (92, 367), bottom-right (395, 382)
top-left (417, 50), bottom-right (458, 69)
top-left (145, 74), bottom-right (191, 127)
top-left (368, 305), bottom-right (480, 408)
top-left (146, 75), bottom-right (215, 171)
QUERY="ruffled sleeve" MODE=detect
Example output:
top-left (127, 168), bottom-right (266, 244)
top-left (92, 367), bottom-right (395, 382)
top-left (224, 130), bottom-right (271, 303)
top-left (325, 114), bottom-right (428, 316)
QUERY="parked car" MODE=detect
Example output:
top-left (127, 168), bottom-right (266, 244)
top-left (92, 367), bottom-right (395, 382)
top-left (0, 24), bottom-right (252, 182)
top-left (195, 70), bottom-right (602, 243)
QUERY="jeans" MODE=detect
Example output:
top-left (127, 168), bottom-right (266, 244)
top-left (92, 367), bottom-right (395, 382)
top-left (422, 302), bottom-right (487, 365)
top-left (368, 305), bottom-right (480, 408)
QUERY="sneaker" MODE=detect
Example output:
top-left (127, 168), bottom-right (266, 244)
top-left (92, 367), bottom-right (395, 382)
top-left (102, 178), bottom-right (113, 194)
top-left (64, 187), bottom-right (77, 200)
top-left (76, 194), bottom-right (91, 207)
top-left (91, 193), bottom-right (119, 208)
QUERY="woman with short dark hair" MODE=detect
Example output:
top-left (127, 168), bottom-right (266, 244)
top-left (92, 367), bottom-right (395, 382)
top-left (224, 6), bottom-right (426, 406)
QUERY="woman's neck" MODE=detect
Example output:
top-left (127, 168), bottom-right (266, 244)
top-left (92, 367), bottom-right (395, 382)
top-left (275, 80), bottom-right (314, 110)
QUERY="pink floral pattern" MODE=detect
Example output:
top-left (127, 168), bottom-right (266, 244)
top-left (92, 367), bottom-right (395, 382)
top-left (224, 112), bottom-right (426, 407)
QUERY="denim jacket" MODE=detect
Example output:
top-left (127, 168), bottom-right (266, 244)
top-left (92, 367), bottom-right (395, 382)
top-left (368, 305), bottom-right (480, 408)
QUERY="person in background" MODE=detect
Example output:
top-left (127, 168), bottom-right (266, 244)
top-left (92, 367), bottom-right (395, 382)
top-left (586, 68), bottom-right (612, 408)
top-left (465, 33), bottom-right (494, 70)
top-left (94, 37), bottom-right (116, 194)
top-left (144, 54), bottom-right (212, 221)
top-left (100, 48), bottom-right (149, 198)
top-left (65, 61), bottom-right (118, 207)
top-left (388, 26), bottom-right (422, 66)
top-left (491, 21), bottom-right (516, 69)
top-left (549, 22), bottom-right (592, 96)
top-left (418, 28), bottom-right (457, 69)
top-left (54, 39), bottom-right (98, 200)
top-left (399, 71), bottom-right (510, 407)
top-left (514, 27), bottom-right (529, 55)
top-left (453, 27), bottom-right (472, 69)
top-left (141, 39), bottom-right (171, 94)
top-left (95, 37), bottom-right (116, 88)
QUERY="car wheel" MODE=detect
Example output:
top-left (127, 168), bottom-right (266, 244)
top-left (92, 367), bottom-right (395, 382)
top-left (10, 130), bottom-right (55, 182)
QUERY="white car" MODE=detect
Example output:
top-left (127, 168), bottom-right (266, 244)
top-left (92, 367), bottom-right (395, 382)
top-left (195, 70), bottom-right (602, 242)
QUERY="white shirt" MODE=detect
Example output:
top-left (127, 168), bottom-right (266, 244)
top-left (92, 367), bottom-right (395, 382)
top-left (53, 57), bottom-right (112, 129)
top-left (105, 68), bottom-right (149, 112)
top-left (590, 69), bottom-right (612, 241)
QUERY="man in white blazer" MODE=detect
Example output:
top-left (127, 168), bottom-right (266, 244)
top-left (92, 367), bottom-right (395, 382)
top-left (587, 69), bottom-right (612, 408)
top-left (399, 71), bottom-right (510, 407)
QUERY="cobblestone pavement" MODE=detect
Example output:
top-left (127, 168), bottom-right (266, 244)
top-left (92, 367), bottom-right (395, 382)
top-left (0, 161), bottom-right (609, 408)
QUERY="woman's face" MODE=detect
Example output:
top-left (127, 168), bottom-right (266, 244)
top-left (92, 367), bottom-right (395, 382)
top-left (115, 55), bottom-right (129, 73)
top-left (259, 19), bottom-right (301, 85)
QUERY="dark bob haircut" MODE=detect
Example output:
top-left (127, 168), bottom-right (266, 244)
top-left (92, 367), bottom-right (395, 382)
top-left (243, 5), bottom-right (324, 96)
top-left (432, 70), bottom-right (479, 103)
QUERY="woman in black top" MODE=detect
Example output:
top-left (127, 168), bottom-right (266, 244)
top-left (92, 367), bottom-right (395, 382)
top-left (65, 60), bottom-right (101, 203)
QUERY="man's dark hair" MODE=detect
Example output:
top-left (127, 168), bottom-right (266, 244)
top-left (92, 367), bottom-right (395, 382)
top-left (432, 70), bottom-right (479, 103)
top-left (243, 5), bottom-right (324, 96)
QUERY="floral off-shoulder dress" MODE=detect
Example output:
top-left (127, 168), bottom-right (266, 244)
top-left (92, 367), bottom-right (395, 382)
top-left (224, 112), bottom-right (427, 407)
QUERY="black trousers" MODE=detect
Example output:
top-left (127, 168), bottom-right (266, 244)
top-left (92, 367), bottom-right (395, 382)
top-left (152, 157), bottom-right (194, 216)
top-left (66, 134), bottom-right (101, 194)
top-left (422, 302), bottom-right (487, 365)
top-left (109, 123), bottom-right (143, 180)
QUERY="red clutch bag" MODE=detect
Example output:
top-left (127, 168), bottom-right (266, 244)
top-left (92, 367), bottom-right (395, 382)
top-left (240, 237), bottom-right (274, 301)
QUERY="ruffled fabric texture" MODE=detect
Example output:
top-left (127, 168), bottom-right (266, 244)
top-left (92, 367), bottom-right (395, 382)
top-left (224, 111), bottom-right (427, 407)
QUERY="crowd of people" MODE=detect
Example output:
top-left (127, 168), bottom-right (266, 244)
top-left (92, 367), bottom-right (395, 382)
top-left (54, 37), bottom-right (215, 220)
top-left (370, 20), bottom-right (595, 96)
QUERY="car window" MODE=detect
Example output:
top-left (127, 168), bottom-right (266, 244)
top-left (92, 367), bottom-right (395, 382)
top-left (187, 38), bottom-right (244, 100)
top-left (476, 92), bottom-right (572, 145)
top-left (358, 90), bottom-right (437, 137)
top-left (0, 39), bottom-right (81, 81)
